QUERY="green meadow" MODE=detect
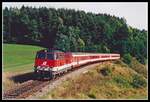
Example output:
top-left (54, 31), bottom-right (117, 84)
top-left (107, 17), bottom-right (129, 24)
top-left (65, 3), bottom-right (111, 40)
top-left (3, 44), bottom-right (43, 72)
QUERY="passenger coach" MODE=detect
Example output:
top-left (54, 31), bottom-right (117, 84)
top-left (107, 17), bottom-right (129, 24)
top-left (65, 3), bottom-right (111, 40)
top-left (34, 49), bottom-right (120, 79)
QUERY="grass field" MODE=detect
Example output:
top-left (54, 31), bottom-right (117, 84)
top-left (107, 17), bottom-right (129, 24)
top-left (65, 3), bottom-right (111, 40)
top-left (3, 44), bottom-right (43, 72)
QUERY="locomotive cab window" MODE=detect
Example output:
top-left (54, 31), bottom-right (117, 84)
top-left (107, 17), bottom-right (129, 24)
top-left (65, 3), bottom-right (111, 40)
top-left (47, 53), bottom-right (54, 60)
top-left (36, 53), bottom-right (46, 59)
top-left (56, 53), bottom-right (64, 60)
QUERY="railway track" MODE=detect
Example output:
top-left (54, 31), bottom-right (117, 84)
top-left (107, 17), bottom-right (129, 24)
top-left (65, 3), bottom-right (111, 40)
top-left (3, 67), bottom-right (82, 99)
top-left (3, 71), bottom-right (71, 99)
top-left (3, 61), bottom-right (110, 99)
top-left (3, 80), bottom-right (50, 99)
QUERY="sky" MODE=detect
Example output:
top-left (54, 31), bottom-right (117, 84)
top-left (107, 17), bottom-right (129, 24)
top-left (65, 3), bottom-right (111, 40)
top-left (2, 2), bottom-right (148, 30)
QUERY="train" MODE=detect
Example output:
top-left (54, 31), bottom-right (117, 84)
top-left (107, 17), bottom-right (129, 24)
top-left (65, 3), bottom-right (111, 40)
top-left (34, 49), bottom-right (120, 79)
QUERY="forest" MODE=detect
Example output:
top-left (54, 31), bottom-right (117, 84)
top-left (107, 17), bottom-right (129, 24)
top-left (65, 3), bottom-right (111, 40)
top-left (3, 6), bottom-right (147, 64)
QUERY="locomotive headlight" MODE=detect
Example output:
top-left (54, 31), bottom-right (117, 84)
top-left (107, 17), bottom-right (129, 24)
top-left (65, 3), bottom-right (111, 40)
top-left (36, 66), bottom-right (50, 71)
top-left (44, 67), bottom-right (50, 71)
top-left (37, 66), bottom-right (41, 69)
top-left (44, 68), bottom-right (49, 71)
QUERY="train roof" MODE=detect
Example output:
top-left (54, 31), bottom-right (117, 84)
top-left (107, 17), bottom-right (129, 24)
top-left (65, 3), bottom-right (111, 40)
top-left (37, 49), bottom-right (120, 56)
top-left (72, 52), bottom-right (120, 56)
top-left (37, 49), bottom-right (64, 53)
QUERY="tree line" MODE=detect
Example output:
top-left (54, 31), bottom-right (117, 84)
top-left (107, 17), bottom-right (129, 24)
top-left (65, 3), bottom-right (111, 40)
top-left (3, 6), bottom-right (147, 64)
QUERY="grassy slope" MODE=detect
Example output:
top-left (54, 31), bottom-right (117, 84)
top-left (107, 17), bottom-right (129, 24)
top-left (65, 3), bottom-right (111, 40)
top-left (41, 60), bottom-right (147, 99)
top-left (3, 44), bottom-right (43, 72)
top-left (129, 57), bottom-right (147, 78)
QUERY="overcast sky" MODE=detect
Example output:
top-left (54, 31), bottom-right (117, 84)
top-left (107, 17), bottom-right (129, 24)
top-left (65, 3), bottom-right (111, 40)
top-left (3, 2), bottom-right (148, 30)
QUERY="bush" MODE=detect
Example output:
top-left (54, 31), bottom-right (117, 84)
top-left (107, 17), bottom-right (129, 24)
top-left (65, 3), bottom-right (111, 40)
top-left (114, 60), bottom-right (128, 67)
top-left (88, 93), bottom-right (96, 99)
top-left (123, 53), bottom-right (132, 65)
top-left (131, 74), bottom-right (147, 88)
top-left (100, 66), bottom-right (112, 76)
top-left (114, 60), bottom-right (122, 64)
top-left (113, 75), bottom-right (131, 88)
top-left (129, 57), bottom-right (147, 78)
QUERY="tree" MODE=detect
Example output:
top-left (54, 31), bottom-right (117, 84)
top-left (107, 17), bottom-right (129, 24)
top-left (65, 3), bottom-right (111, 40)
top-left (123, 53), bottom-right (132, 65)
top-left (3, 6), bottom-right (147, 64)
top-left (77, 38), bottom-right (85, 51)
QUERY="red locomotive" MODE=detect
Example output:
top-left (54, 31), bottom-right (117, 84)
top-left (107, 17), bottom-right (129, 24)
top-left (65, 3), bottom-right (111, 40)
top-left (34, 49), bottom-right (120, 79)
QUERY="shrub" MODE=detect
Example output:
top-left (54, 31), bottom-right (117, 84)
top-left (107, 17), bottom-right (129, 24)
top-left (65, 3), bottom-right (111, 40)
top-left (123, 53), bottom-right (132, 65)
top-left (114, 60), bottom-right (128, 67)
top-left (131, 74), bottom-right (147, 88)
top-left (113, 75), bottom-right (131, 88)
top-left (100, 66), bottom-right (112, 76)
top-left (130, 57), bottom-right (147, 78)
top-left (88, 93), bottom-right (96, 99)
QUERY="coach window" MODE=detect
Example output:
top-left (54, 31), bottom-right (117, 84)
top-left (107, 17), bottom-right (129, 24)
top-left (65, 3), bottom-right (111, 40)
top-left (55, 53), bottom-right (64, 60)
top-left (59, 53), bottom-right (64, 59)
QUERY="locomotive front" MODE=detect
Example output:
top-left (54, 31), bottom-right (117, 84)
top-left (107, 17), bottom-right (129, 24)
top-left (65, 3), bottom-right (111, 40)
top-left (34, 49), bottom-right (58, 79)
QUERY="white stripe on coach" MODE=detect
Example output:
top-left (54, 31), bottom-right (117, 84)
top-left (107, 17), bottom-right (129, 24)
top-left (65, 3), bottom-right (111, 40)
top-left (51, 57), bottom-right (119, 72)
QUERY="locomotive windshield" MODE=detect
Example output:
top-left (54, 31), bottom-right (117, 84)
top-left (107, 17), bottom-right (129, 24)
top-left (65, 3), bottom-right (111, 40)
top-left (36, 53), bottom-right (46, 59)
top-left (47, 54), bottom-right (54, 59)
top-left (36, 52), bottom-right (54, 60)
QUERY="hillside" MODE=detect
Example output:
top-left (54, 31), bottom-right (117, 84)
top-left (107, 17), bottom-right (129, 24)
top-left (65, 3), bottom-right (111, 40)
top-left (41, 60), bottom-right (147, 99)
